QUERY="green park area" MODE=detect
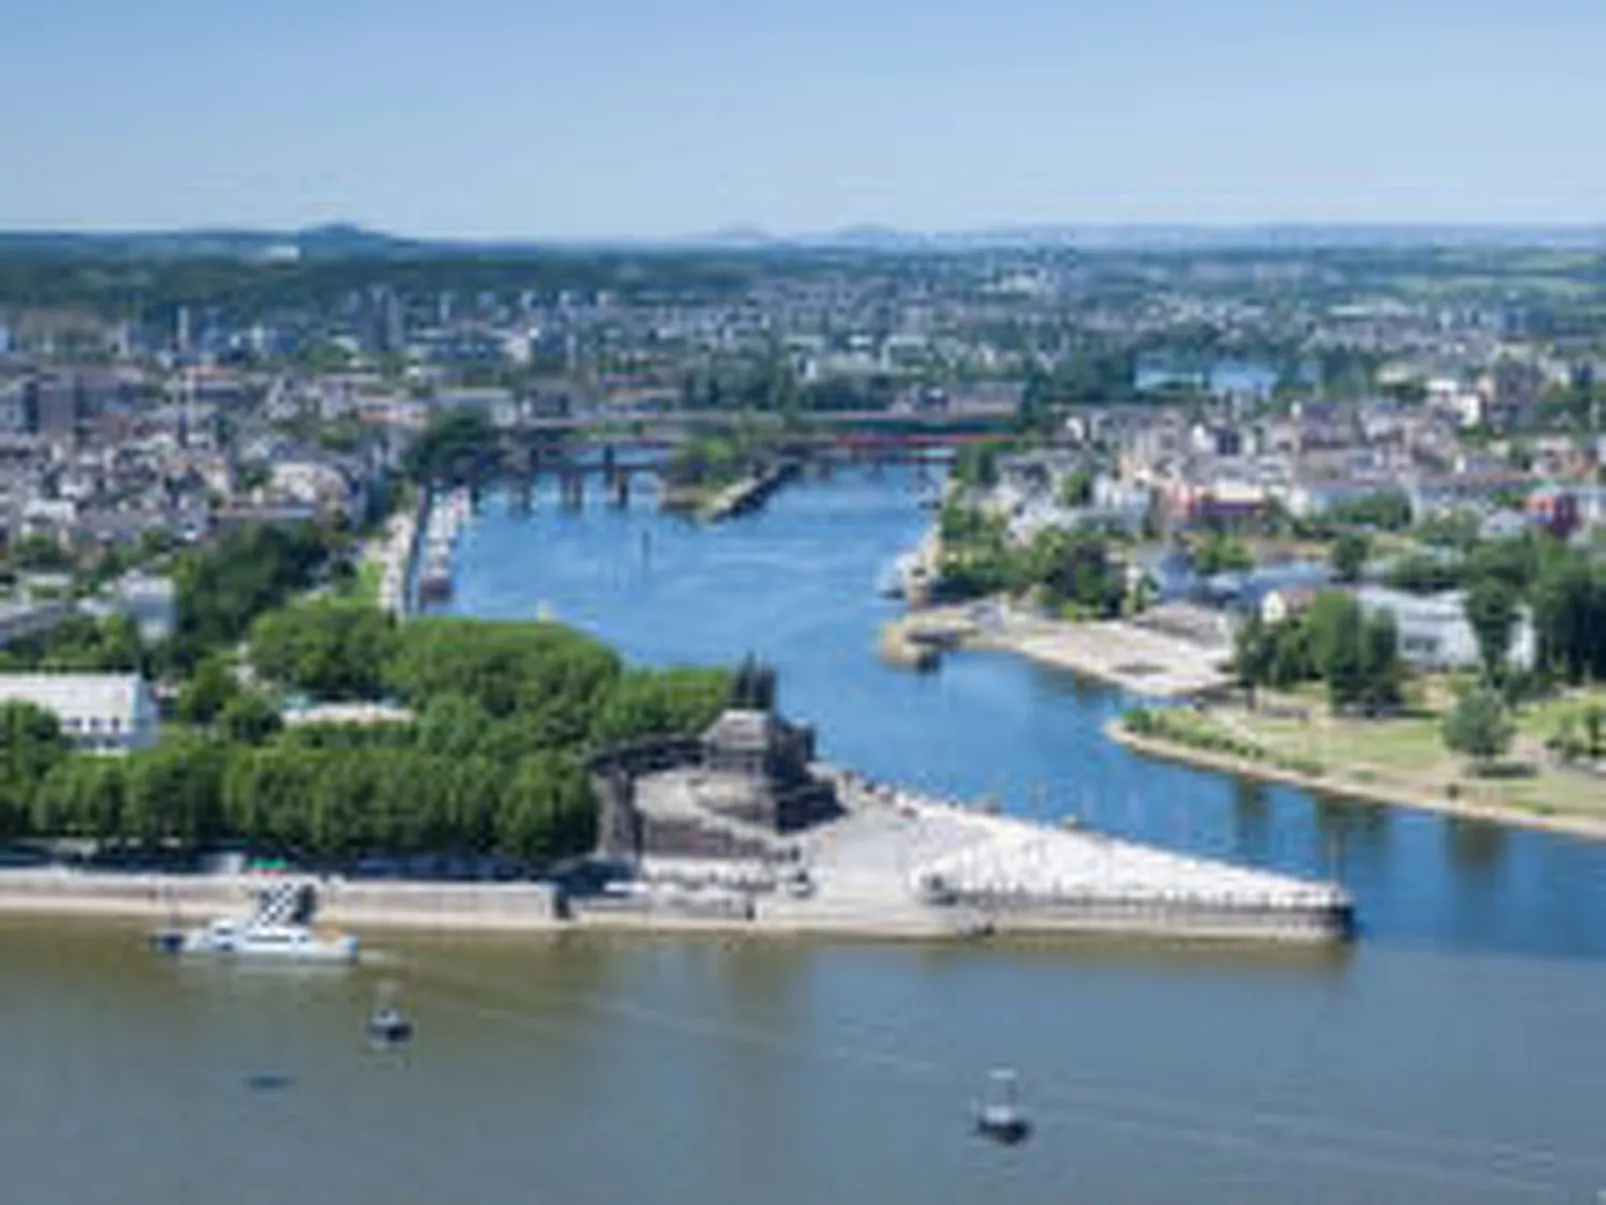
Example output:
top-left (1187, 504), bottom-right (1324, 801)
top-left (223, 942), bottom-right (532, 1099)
top-left (1122, 681), bottom-right (1606, 830)
top-left (1116, 520), bottom-right (1606, 832)
top-left (0, 519), bottom-right (732, 868)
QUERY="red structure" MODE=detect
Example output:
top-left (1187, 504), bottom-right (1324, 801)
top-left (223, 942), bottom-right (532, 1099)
top-left (1527, 488), bottom-right (1580, 539)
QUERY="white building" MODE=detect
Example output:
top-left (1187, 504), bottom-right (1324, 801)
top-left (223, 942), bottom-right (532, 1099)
top-left (0, 673), bottom-right (159, 754)
top-left (1356, 587), bottom-right (1535, 672)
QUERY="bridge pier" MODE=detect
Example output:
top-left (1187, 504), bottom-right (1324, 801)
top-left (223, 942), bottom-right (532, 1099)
top-left (509, 477), bottom-right (536, 516)
top-left (560, 469), bottom-right (584, 509)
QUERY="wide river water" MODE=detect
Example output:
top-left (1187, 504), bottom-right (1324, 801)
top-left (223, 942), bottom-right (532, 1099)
top-left (4, 466), bottom-right (1604, 1204)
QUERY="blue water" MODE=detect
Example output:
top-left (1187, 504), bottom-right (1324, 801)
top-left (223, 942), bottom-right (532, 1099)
top-left (1136, 359), bottom-right (1282, 396)
top-left (446, 466), bottom-right (1606, 963)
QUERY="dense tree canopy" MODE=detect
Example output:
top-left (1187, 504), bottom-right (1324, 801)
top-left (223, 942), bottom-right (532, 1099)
top-left (0, 702), bottom-right (68, 838)
top-left (171, 522), bottom-right (347, 668)
top-left (1331, 532), bottom-right (1371, 584)
top-left (934, 503), bottom-right (1124, 615)
top-left (1235, 590), bottom-right (1402, 713)
top-left (251, 603), bottom-right (397, 699)
top-left (403, 409), bottom-right (502, 485)
top-left (8, 614), bottom-right (734, 869)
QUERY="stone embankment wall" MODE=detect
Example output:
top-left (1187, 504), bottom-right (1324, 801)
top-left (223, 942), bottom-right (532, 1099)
top-left (974, 895), bottom-right (1353, 943)
top-left (0, 871), bottom-right (562, 931)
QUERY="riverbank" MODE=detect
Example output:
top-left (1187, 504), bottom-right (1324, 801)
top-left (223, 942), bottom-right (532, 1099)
top-left (1107, 713), bottom-right (1606, 843)
top-left (0, 761), bottom-right (1354, 946)
top-left (367, 493), bottom-right (424, 618)
top-left (879, 602), bottom-right (1232, 697)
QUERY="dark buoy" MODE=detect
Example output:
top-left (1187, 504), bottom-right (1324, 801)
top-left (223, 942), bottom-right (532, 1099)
top-left (367, 981), bottom-right (413, 1047)
top-left (974, 1068), bottom-right (1031, 1145)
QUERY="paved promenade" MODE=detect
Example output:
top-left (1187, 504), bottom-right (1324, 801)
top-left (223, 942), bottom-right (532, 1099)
top-left (806, 771), bottom-right (1349, 940)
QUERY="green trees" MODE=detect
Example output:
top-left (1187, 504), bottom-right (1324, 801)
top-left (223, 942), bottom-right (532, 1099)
top-left (1325, 492), bottom-right (1412, 532)
top-left (177, 655), bottom-right (239, 725)
top-left (1249, 592), bottom-right (1402, 713)
top-left (33, 758), bottom-right (124, 840)
top-left (935, 506), bottom-right (1123, 613)
top-left (664, 432), bottom-right (754, 490)
top-left (498, 754), bottom-right (594, 863)
top-left (1233, 615), bottom-right (1274, 708)
top-left (0, 702), bottom-right (67, 838)
top-left (1549, 702), bottom-right (1606, 763)
top-left (220, 692), bottom-right (283, 745)
top-left (1385, 553), bottom-right (1463, 595)
top-left (1025, 345), bottom-right (1137, 407)
top-left (1331, 532), bottom-right (1370, 584)
top-left (403, 408), bottom-right (501, 485)
top-left (1030, 528), bottom-right (1124, 617)
top-left (122, 734), bottom-right (229, 847)
top-left (384, 618), bottom-right (621, 726)
top-left (934, 503), bottom-right (1013, 600)
top-left (1465, 577), bottom-right (1519, 683)
top-left (1310, 592), bottom-right (1366, 710)
top-left (1059, 470), bottom-right (1094, 509)
top-left (13, 610), bottom-right (732, 869)
top-left (1192, 533), bottom-right (1253, 576)
top-left (589, 668), bottom-right (731, 747)
top-left (250, 603), bottom-right (397, 699)
top-left (1442, 688), bottom-right (1515, 767)
top-left (951, 440), bottom-right (1012, 490)
top-left (1531, 552), bottom-right (1606, 684)
top-left (1359, 610), bottom-right (1404, 713)
top-left (1587, 704), bottom-right (1606, 762)
top-left (171, 522), bottom-right (345, 668)
top-left (1378, 532), bottom-right (1606, 687)
top-left (0, 614), bottom-right (149, 676)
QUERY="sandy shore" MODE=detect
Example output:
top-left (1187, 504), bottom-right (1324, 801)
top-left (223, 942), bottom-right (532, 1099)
top-left (1107, 719), bottom-right (1606, 843)
top-left (881, 604), bottom-right (1231, 697)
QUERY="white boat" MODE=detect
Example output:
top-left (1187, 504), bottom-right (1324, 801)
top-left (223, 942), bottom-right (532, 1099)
top-left (151, 881), bottom-right (359, 964)
top-left (973, 1068), bottom-right (1032, 1145)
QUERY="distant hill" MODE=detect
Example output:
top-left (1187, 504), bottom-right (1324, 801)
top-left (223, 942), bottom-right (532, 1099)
top-left (0, 221), bottom-right (1603, 259)
top-left (0, 223), bottom-right (432, 261)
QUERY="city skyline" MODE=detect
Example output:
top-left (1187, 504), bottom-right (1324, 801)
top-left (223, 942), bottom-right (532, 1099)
top-left (3, 0), bottom-right (1604, 238)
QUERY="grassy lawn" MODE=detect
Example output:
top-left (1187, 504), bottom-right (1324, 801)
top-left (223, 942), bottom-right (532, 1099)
top-left (330, 557), bottom-right (384, 607)
top-left (1215, 682), bottom-right (1606, 823)
top-left (1244, 711), bottom-right (1445, 775)
top-left (1517, 686), bottom-right (1606, 741)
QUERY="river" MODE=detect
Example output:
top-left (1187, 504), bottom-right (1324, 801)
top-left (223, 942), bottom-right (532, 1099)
top-left (3, 466), bottom-right (1604, 1204)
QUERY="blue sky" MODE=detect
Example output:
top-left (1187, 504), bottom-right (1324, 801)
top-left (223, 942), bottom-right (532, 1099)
top-left (1, 0), bottom-right (1601, 236)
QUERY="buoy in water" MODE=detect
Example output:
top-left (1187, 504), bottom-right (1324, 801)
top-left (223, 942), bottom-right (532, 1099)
top-left (973, 1068), bottom-right (1031, 1145)
top-left (367, 980), bottom-right (413, 1047)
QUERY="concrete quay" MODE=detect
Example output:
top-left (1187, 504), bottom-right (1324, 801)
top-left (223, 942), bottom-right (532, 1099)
top-left (371, 497), bottom-right (424, 619)
top-left (806, 770), bottom-right (1353, 943)
top-left (587, 770), bottom-right (1353, 943)
top-left (416, 488), bottom-right (472, 604)
top-left (0, 869), bottom-right (564, 932)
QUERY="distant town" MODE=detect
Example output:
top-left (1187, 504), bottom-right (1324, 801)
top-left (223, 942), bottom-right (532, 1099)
top-left (0, 229), bottom-right (1603, 876)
